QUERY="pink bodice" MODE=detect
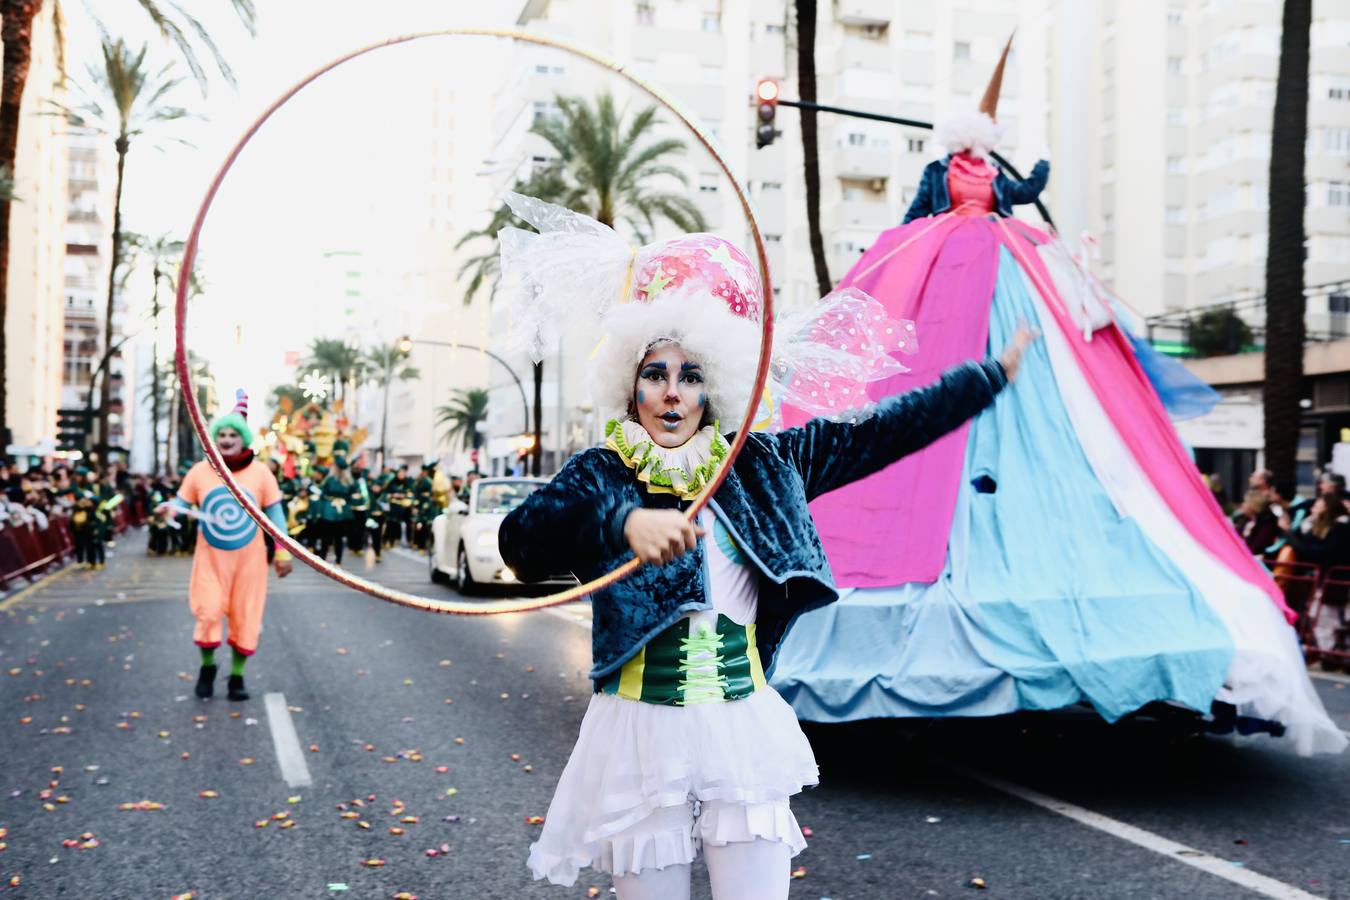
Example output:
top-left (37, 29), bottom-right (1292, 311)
top-left (946, 152), bottom-right (996, 215)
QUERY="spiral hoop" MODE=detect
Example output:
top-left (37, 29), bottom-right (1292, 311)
top-left (175, 29), bottom-right (774, 616)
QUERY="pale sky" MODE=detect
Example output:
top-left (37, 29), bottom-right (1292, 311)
top-left (66, 1), bottom-right (523, 410)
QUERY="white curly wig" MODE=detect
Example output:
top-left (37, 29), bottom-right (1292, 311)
top-left (934, 110), bottom-right (1004, 159)
top-left (589, 284), bottom-right (761, 426)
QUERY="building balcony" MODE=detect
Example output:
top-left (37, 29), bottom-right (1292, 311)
top-left (830, 199), bottom-right (894, 231)
top-left (835, 0), bottom-right (891, 26)
top-left (833, 146), bottom-right (893, 180)
top-left (834, 40), bottom-right (892, 73)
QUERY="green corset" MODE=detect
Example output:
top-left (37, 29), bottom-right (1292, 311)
top-left (597, 613), bottom-right (767, 706)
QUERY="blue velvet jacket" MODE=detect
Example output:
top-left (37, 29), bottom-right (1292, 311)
top-left (499, 359), bottom-right (1009, 686)
top-left (902, 156), bottom-right (1050, 224)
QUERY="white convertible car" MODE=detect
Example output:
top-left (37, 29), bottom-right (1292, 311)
top-left (428, 476), bottom-right (575, 595)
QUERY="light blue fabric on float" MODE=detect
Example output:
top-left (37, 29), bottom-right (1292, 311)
top-left (771, 248), bottom-right (1235, 722)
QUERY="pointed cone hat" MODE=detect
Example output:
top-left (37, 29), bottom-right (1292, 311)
top-left (979, 32), bottom-right (1015, 121)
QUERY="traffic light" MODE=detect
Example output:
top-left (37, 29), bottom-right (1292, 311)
top-left (55, 408), bottom-right (92, 453)
top-left (755, 78), bottom-right (779, 149)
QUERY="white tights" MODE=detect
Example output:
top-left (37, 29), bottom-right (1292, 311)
top-left (612, 838), bottom-right (791, 900)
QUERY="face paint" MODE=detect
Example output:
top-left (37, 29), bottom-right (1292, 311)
top-left (633, 344), bottom-right (706, 449)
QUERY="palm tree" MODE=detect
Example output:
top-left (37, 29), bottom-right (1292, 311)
top-left (531, 92), bottom-right (706, 236)
top-left (0, 0), bottom-right (252, 445)
top-left (138, 356), bottom-right (175, 473)
top-left (455, 92), bottom-right (706, 475)
top-left (793, 0), bottom-right (831, 297)
top-left (50, 37), bottom-right (191, 462)
top-left (270, 383), bottom-right (309, 417)
top-left (363, 341), bottom-right (421, 465)
top-left (123, 232), bottom-right (187, 474)
top-left (455, 166), bottom-right (570, 302)
top-left (126, 0), bottom-right (257, 92)
top-left (1263, 0), bottom-right (1312, 491)
top-left (301, 338), bottom-right (364, 404)
top-left (436, 388), bottom-right (490, 452)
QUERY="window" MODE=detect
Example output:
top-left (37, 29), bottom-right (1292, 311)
top-left (636, 1), bottom-right (655, 25)
top-left (1329, 76), bottom-right (1350, 100)
top-left (1167, 155), bottom-right (1184, 174)
top-left (1329, 128), bottom-right (1350, 155)
top-left (1167, 55), bottom-right (1183, 75)
top-left (1328, 181), bottom-right (1350, 206)
top-left (760, 181), bottom-right (783, 190)
top-left (907, 137), bottom-right (925, 153)
top-left (954, 41), bottom-right (971, 60)
top-left (846, 132), bottom-right (867, 146)
top-left (1167, 10), bottom-right (1183, 25)
top-left (765, 23), bottom-right (785, 35)
top-left (1167, 108), bottom-right (1186, 125)
top-left (862, 24), bottom-right (886, 39)
top-left (703, 15), bottom-right (720, 32)
top-left (900, 30), bottom-right (932, 51)
top-left (698, 173), bottom-right (719, 193)
top-left (765, 233), bottom-right (783, 243)
top-left (1165, 206), bottom-right (1186, 224)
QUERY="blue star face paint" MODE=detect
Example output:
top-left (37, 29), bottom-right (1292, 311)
top-left (699, 393), bottom-right (706, 407)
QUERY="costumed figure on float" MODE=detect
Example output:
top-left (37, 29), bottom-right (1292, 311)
top-left (766, 38), bottom-right (1345, 755)
top-left (494, 192), bottom-right (1034, 896)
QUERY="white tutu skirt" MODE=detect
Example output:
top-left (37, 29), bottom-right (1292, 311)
top-left (527, 686), bottom-right (820, 886)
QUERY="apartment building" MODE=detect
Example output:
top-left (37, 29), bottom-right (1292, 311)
top-left (5, 2), bottom-right (68, 455)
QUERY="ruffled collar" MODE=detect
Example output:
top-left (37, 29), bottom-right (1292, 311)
top-left (949, 151), bottom-right (995, 182)
top-left (605, 418), bottom-right (729, 500)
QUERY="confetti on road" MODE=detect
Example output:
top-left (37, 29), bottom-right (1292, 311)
top-left (968, 877), bottom-right (987, 889)
top-left (525, 816), bottom-right (545, 825)
top-left (198, 791), bottom-right (219, 799)
top-left (117, 800), bottom-right (165, 811)
top-left (791, 866), bottom-right (807, 879)
top-left (361, 858), bottom-right (385, 868)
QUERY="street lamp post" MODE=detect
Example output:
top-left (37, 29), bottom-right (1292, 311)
top-left (396, 336), bottom-right (532, 470)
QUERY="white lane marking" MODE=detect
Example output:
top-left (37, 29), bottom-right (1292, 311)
top-left (953, 766), bottom-right (1327, 900)
top-left (543, 604), bottom-right (591, 630)
top-left (264, 692), bottom-right (313, 788)
top-left (1308, 670), bottom-right (1350, 685)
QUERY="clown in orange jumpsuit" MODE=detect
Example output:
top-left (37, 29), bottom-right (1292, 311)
top-left (165, 391), bottom-right (292, 701)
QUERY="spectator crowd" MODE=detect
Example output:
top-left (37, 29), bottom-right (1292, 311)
top-left (1227, 468), bottom-right (1350, 571)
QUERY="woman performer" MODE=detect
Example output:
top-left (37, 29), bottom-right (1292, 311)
top-left (496, 193), bottom-right (1031, 898)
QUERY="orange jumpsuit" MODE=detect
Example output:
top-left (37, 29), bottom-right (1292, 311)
top-left (177, 460), bottom-right (283, 656)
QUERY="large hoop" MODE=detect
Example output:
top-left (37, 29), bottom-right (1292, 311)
top-left (175, 29), bottom-right (774, 615)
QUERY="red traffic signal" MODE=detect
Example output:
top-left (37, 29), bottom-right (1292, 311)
top-left (755, 78), bottom-right (779, 149)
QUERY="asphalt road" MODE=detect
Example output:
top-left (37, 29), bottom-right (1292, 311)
top-left (3, 528), bottom-right (1350, 899)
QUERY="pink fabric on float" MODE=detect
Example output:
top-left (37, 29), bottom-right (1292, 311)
top-left (991, 218), bottom-right (1295, 624)
top-left (788, 215), bottom-right (999, 587)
